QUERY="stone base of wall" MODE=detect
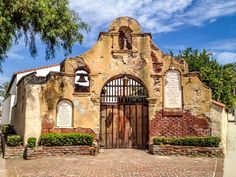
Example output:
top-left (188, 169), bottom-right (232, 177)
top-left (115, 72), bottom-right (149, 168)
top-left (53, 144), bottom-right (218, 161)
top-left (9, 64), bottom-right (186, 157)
top-left (24, 146), bottom-right (97, 160)
top-left (4, 146), bottom-right (25, 159)
top-left (149, 145), bottom-right (223, 157)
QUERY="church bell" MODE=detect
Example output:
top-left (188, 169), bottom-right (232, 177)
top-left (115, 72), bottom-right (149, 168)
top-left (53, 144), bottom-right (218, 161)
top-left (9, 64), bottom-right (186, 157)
top-left (77, 74), bottom-right (87, 82)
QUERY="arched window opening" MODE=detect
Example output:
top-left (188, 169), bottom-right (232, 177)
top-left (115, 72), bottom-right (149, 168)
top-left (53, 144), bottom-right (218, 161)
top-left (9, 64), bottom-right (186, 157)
top-left (56, 100), bottom-right (73, 127)
top-left (101, 75), bottom-right (148, 104)
top-left (118, 26), bottom-right (132, 50)
top-left (74, 69), bottom-right (89, 92)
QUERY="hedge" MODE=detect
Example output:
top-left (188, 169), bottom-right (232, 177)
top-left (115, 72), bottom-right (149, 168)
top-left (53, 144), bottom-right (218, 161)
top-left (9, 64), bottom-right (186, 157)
top-left (39, 133), bottom-right (93, 146)
top-left (153, 136), bottom-right (221, 147)
top-left (27, 137), bottom-right (37, 148)
top-left (7, 135), bottom-right (22, 146)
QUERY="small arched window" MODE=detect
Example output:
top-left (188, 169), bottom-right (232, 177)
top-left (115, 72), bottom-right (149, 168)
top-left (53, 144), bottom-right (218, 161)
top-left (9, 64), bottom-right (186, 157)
top-left (56, 100), bottom-right (73, 127)
top-left (74, 69), bottom-right (90, 92)
top-left (118, 26), bottom-right (132, 50)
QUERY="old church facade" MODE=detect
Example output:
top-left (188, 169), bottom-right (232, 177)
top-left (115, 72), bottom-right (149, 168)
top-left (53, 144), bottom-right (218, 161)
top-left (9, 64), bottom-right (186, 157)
top-left (11, 17), bottom-right (216, 148)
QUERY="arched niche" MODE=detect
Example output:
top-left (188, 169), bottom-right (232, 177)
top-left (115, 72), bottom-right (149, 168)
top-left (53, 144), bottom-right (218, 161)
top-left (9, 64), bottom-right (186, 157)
top-left (56, 100), bottom-right (73, 127)
top-left (118, 26), bottom-right (132, 50)
top-left (74, 68), bottom-right (90, 92)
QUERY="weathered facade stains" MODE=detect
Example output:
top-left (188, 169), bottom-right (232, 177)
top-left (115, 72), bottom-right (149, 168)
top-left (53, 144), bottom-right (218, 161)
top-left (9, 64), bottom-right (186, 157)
top-left (12, 17), bottom-right (217, 147)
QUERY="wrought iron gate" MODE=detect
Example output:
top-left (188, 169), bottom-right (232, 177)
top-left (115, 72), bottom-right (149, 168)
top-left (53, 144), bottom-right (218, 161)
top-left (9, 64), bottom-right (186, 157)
top-left (100, 75), bottom-right (148, 148)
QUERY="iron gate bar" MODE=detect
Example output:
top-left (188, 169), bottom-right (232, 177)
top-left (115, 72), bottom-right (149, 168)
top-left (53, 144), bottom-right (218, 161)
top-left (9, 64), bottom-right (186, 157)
top-left (100, 75), bottom-right (148, 149)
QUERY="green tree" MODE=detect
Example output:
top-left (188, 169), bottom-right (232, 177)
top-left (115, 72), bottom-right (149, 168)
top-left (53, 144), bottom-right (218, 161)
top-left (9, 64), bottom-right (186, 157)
top-left (175, 48), bottom-right (236, 111)
top-left (0, 0), bottom-right (89, 72)
top-left (0, 81), bottom-right (10, 99)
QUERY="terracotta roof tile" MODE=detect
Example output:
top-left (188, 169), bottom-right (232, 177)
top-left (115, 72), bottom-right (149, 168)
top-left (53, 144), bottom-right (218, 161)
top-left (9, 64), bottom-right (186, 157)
top-left (13, 63), bottom-right (60, 75)
top-left (212, 100), bottom-right (225, 108)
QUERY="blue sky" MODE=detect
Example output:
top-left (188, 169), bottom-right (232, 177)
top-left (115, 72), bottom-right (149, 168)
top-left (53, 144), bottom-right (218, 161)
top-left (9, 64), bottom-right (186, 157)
top-left (1, 0), bottom-right (236, 85)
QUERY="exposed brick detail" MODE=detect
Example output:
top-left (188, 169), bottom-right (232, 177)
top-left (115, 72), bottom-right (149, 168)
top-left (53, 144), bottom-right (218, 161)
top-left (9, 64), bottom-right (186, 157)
top-left (41, 118), bottom-right (96, 136)
top-left (149, 145), bottom-right (223, 157)
top-left (150, 110), bottom-right (210, 138)
top-left (24, 146), bottom-right (97, 160)
top-left (151, 51), bottom-right (163, 73)
top-left (4, 146), bottom-right (24, 159)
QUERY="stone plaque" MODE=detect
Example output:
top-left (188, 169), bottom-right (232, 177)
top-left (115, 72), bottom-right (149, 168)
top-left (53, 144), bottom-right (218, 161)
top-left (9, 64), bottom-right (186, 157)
top-left (164, 70), bottom-right (182, 108)
top-left (57, 100), bottom-right (72, 127)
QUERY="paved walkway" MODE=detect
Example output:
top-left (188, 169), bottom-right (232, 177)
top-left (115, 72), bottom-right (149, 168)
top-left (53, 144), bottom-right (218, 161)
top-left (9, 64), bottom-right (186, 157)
top-left (5, 149), bottom-right (222, 177)
top-left (223, 122), bottom-right (236, 177)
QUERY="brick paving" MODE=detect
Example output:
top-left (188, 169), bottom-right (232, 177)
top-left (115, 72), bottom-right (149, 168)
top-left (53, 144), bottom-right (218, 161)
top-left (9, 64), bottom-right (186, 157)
top-left (6, 149), bottom-right (222, 177)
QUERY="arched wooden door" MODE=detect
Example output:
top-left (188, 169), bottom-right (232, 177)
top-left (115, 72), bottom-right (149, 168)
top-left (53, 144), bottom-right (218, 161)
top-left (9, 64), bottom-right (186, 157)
top-left (100, 75), bottom-right (148, 148)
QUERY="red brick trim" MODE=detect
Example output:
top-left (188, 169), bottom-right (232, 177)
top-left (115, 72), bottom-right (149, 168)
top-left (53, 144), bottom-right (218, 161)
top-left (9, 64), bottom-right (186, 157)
top-left (212, 100), bottom-right (225, 108)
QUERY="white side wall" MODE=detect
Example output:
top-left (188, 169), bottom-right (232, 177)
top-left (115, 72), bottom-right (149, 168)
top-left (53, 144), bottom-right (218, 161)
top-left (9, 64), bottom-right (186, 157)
top-left (1, 65), bottom-right (60, 125)
top-left (1, 96), bottom-right (12, 124)
top-left (210, 103), bottom-right (228, 154)
top-left (227, 113), bottom-right (235, 122)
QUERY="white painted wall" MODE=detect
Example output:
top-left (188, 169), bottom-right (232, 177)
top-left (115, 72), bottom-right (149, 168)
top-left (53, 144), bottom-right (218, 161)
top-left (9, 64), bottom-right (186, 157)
top-left (1, 96), bottom-right (12, 124)
top-left (227, 112), bottom-right (234, 122)
top-left (210, 102), bottom-right (228, 154)
top-left (1, 65), bottom-right (60, 125)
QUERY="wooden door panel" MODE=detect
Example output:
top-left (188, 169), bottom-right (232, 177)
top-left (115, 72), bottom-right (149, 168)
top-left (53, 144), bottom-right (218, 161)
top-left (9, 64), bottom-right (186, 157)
top-left (106, 105), bottom-right (113, 148)
top-left (130, 105), bottom-right (137, 147)
top-left (124, 105), bottom-right (131, 148)
top-left (142, 105), bottom-right (148, 147)
top-left (136, 105), bottom-right (143, 147)
top-left (101, 104), bottom-right (148, 149)
top-left (113, 105), bottom-right (118, 148)
top-left (118, 105), bottom-right (124, 148)
top-left (100, 105), bottom-right (107, 147)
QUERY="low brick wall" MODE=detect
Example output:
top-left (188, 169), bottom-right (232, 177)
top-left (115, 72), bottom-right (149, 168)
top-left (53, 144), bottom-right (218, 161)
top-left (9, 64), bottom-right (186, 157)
top-left (24, 146), bottom-right (97, 160)
top-left (149, 145), bottom-right (224, 157)
top-left (4, 146), bottom-right (25, 159)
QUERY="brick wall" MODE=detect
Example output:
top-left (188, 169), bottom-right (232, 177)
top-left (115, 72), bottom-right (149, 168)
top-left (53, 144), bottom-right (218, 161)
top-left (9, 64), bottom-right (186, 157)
top-left (149, 145), bottom-right (223, 157)
top-left (41, 118), bottom-right (95, 135)
top-left (24, 146), bottom-right (97, 160)
top-left (4, 146), bottom-right (25, 159)
top-left (150, 110), bottom-right (210, 139)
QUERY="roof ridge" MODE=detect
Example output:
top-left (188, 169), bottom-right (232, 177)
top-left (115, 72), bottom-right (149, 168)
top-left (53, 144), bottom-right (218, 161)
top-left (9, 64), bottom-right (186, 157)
top-left (13, 63), bottom-right (60, 75)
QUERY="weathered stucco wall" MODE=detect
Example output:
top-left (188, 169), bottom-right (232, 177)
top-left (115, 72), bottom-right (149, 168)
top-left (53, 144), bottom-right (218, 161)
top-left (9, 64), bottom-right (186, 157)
top-left (11, 17), bottom-right (218, 147)
top-left (210, 102), bottom-right (228, 153)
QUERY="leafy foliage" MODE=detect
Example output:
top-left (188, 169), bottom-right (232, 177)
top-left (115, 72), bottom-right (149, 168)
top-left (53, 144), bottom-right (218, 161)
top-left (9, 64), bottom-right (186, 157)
top-left (0, 0), bottom-right (89, 71)
top-left (0, 81), bottom-right (10, 99)
top-left (27, 137), bottom-right (37, 148)
top-left (7, 135), bottom-right (22, 146)
top-left (39, 133), bottom-right (93, 146)
top-left (175, 48), bottom-right (236, 111)
top-left (1, 124), bottom-right (16, 137)
top-left (153, 136), bottom-right (221, 147)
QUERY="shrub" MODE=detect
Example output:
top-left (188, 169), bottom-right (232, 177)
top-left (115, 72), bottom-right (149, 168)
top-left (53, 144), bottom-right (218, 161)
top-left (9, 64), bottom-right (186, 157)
top-left (153, 136), bottom-right (221, 147)
top-left (7, 135), bottom-right (22, 146)
top-left (39, 133), bottom-right (93, 146)
top-left (27, 137), bottom-right (37, 148)
top-left (1, 124), bottom-right (16, 137)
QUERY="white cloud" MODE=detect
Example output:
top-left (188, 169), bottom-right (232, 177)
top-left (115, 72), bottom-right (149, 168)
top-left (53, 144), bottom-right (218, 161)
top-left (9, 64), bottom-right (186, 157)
top-left (7, 40), bottom-right (25, 60)
top-left (205, 38), bottom-right (236, 64)
top-left (207, 39), bottom-right (236, 51)
top-left (214, 51), bottom-right (236, 64)
top-left (0, 75), bottom-right (10, 84)
top-left (69, 0), bottom-right (236, 45)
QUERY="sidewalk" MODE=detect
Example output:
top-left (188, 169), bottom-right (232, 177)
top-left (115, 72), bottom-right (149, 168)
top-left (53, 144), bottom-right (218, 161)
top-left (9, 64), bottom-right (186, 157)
top-left (223, 122), bottom-right (236, 177)
top-left (0, 157), bottom-right (7, 177)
